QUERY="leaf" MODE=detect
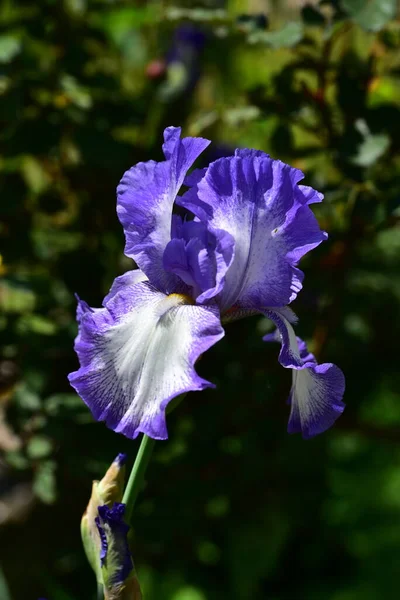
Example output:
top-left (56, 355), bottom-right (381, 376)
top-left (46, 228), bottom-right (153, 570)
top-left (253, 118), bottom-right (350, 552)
top-left (16, 314), bottom-right (58, 336)
top-left (165, 7), bottom-right (226, 22)
top-left (367, 76), bottom-right (400, 108)
top-left (5, 450), bottom-right (29, 470)
top-left (351, 132), bottom-right (390, 167)
top-left (13, 383), bottom-right (41, 411)
top-left (376, 228), bottom-right (400, 262)
top-left (21, 156), bottom-right (51, 194)
top-left (31, 229), bottom-right (83, 259)
top-left (341, 0), bottom-right (397, 32)
top-left (60, 74), bottom-right (92, 110)
top-left (172, 587), bottom-right (207, 600)
top-left (223, 106), bottom-right (261, 127)
top-left (0, 281), bottom-right (36, 313)
top-left (33, 460), bottom-right (57, 504)
top-left (248, 22), bottom-right (304, 48)
top-left (92, 6), bottom-right (155, 43)
top-left (27, 435), bottom-right (53, 459)
top-left (64, 0), bottom-right (86, 17)
top-left (0, 35), bottom-right (21, 63)
top-left (45, 393), bottom-right (86, 416)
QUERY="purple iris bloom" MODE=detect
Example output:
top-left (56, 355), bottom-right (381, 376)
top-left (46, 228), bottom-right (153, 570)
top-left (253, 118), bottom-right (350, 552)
top-left (68, 127), bottom-right (345, 441)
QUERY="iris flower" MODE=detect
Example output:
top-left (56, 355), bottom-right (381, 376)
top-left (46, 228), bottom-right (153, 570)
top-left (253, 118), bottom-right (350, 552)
top-left (68, 127), bottom-right (345, 440)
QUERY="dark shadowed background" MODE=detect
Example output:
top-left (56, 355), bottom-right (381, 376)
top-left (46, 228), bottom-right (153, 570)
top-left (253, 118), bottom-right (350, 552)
top-left (1, 1), bottom-right (400, 599)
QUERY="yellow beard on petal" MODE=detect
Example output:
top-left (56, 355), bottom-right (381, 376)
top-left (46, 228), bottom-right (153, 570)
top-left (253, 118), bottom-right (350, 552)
top-left (166, 293), bottom-right (195, 306)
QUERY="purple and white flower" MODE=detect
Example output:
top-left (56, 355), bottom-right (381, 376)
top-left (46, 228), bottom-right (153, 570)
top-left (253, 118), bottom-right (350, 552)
top-left (68, 127), bottom-right (345, 440)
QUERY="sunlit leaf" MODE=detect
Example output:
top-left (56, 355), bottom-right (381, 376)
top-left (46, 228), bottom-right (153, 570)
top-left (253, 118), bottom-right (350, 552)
top-left (13, 383), bottom-right (41, 411)
top-left (27, 436), bottom-right (53, 459)
top-left (172, 587), bottom-right (206, 600)
top-left (16, 315), bottom-right (58, 336)
top-left (248, 22), bottom-right (304, 47)
top-left (368, 76), bottom-right (400, 108)
top-left (0, 35), bottom-right (21, 63)
top-left (352, 133), bottom-right (390, 167)
top-left (5, 450), bottom-right (29, 470)
top-left (341, 0), bottom-right (397, 32)
top-left (33, 460), bottom-right (57, 504)
top-left (21, 156), bottom-right (51, 194)
top-left (223, 106), bottom-right (261, 127)
top-left (0, 282), bottom-right (36, 314)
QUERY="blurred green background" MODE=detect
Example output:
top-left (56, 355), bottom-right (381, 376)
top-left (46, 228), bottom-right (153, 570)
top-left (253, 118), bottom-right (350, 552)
top-left (1, 1), bottom-right (400, 598)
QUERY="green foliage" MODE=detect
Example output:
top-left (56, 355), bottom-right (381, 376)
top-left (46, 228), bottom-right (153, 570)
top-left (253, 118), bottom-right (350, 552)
top-left (248, 22), bottom-right (304, 47)
top-left (341, 0), bottom-right (397, 32)
top-left (351, 121), bottom-right (390, 167)
top-left (0, 1), bottom-right (400, 599)
top-left (33, 460), bottom-right (57, 504)
top-left (0, 567), bottom-right (12, 600)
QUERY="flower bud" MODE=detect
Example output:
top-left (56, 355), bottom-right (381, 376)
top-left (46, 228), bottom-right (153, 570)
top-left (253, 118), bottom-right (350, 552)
top-left (96, 503), bottom-right (142, 600)
top-left (81, 454), bottom-right (127, 580)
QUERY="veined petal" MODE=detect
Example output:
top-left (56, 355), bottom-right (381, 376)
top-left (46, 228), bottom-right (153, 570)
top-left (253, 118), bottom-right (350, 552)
top-left (263, 309), bottom-right (345, 438)
top-left (103, 269), bottom-right (148, 305)
top-left (75, 272), bottom-right (147, 368)
top-left (288, 363), bottom-right (345, 439)
top-left (74, 296), bottom-right (102, 368)
top-left (262, 307), bottom-right (304, 368)
top-left (117, 127), bottom-right (210, 293)
top-left (180, 150), bottom-right (326, 311)
top-left (68, 281), bottom-right (224, 440)
top-left (298, 184), bottom-right (324, 205)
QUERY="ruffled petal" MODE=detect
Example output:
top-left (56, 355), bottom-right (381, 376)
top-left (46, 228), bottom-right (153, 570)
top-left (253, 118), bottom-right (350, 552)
top-left (263, 308), bottom-right (345, 438)
top-left (103, 269), bottom-right (148, 305)
top-left (180, 150), bottom-right (326, 311)
top-left (262, 307), bottom-right (303, 368)
top-left (117, 127), bottom-right (210, 293)
top-left (288, 363), bottom-right (345, 439)
top-left (68, 280), bottom-right (224, 440)
top-left (163, 218), bottom-right (235, 303)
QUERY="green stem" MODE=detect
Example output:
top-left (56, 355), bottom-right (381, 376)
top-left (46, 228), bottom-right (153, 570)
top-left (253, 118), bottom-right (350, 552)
top-left (122, 393), bottom-right (187, 524)
top-left (122, 434), bottom-right (156, 525)
top-left (97, 582), bottom-right (103, 600)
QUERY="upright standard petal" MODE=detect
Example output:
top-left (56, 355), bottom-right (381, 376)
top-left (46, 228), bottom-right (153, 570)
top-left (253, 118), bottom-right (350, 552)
top-left (163, 217), bottom-right (235, 304)
top-left (180, 150), bottom-right (326, 312)
top-left (68, 280), bottom-right (224, 440)
top-left (117, 127), bottom-right (210, 293)
top-left (263, 308), bottom-right (345, 438)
